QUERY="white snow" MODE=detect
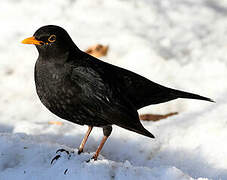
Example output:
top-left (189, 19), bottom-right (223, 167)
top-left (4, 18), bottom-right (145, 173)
top-left (0, 0), bottom-right (227, 179)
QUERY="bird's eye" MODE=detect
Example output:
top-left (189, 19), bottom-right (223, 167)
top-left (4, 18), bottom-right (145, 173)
top-left (48, 35), bottom-right (56, 43)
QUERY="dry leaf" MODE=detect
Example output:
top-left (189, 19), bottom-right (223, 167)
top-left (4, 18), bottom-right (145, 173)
top-left (85, 44), bottom-right (109, 58)
top-left (48, 121), bottom-right (63, 125)
top-left (139, 112), bottom-right (178, 121)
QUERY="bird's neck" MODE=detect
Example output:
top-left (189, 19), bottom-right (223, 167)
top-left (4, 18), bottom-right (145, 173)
top-left (38, 50), bottom-right (69, 63)
top-left (38, 46), bottom-right (84, 64)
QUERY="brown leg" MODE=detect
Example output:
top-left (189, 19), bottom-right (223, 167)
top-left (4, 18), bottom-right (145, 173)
top-left (91, 125), bottom-right (112, 160)
top-left (92, 136), bottom-right (108, 160)
top-left (78, 126), bottom-right (93, 154)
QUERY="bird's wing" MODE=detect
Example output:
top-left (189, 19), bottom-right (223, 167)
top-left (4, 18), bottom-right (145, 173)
top-left (106, 63), bottom-right (212, 108)
top-left (70, 65), bottom-right (154, 138)
top-left (83, 54), bottom-right (175, 110)
top-left (70, 65), bottom-right (136, 120)
top-left (111, 65), bottom-right (174, 109)
top-left (74, 52), bottom-right (212, 113)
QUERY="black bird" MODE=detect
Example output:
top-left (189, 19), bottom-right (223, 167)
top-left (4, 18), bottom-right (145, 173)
top-left (22, 25), bottom-right (213, 161)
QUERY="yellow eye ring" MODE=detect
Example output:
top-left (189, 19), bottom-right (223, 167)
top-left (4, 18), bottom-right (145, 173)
top-left (48, 35), bottom-right (56, 42)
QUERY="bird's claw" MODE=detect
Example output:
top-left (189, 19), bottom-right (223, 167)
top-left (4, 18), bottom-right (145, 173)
top-left (86, 156), bottom-right (97, 163)
top-left (77, 148), bottom-right (83, 155)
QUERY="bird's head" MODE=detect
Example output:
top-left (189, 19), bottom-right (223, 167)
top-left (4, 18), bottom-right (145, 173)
top-left (22, 25), bottom-right (77, 60)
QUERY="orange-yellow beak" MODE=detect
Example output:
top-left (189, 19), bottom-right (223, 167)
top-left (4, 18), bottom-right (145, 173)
top-left (21, 36), bottom-right (43, 45)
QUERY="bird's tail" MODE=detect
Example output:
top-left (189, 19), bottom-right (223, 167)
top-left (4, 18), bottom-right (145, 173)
top-left (133, 127), bottom-right (155, 139)
top-left (170, 88), bottom-right (215, 102)
top-left (119, 124), bottom-right (155, 139)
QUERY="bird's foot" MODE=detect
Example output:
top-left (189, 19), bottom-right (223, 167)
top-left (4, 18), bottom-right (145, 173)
top-left (77, 148), bottom-right (83, 155)
top-left (86, 155), bottom-right (98, 163)
top-left (51, 148), bottom-right (74, 164)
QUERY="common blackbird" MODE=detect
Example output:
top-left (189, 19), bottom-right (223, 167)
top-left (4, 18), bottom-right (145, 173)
top-left (22, 25), bottom-right (213, 161)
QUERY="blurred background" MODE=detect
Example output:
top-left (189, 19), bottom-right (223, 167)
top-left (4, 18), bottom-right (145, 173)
top-left (0, 0), bottom-right (226, 179)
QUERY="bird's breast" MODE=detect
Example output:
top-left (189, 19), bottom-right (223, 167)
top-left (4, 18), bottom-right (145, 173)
top-left (34, 61), bottom-right (81, 117)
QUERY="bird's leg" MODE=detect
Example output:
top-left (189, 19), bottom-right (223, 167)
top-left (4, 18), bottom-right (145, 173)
top-left (78, 126), bottom-right (93, 154)
top-left (90, 126), bottom-right (112, 161)
top-left (91, 136), bottom-right (108, 161)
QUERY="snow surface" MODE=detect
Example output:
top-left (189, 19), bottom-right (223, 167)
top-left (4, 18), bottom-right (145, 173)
top-left (0, 0), bottom-right (227, 179)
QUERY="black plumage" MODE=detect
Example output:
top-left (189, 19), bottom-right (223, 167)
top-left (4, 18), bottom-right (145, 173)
top-left (22, 25), bottom-right (213, 160)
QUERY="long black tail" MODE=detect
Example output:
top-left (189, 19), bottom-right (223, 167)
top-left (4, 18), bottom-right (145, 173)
top-left (119, 124), bottom-right (155, 139)
top-left (171, 88), bottom-right (215, 102)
